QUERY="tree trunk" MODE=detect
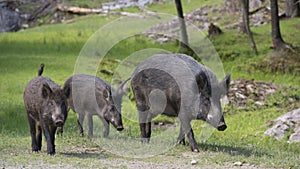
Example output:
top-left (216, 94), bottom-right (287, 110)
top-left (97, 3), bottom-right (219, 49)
top-left (241, 0), bottom-right (258, 54)
top-left (174, 0), bottom-right (189, 53)
top-left (286, 0), bottom-right (300, 18)
top-left (270, 0), bottom-right (291, 50)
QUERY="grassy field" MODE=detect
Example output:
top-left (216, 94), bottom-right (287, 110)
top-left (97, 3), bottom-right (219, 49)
top-left (1, 0), bottom-right (300, 168)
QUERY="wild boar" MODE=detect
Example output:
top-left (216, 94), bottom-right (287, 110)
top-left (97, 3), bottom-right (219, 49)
top-left (131, 54), bottom-right (230, 152)
top-left (24, 64), bottom-right (68, 155)
top-left (63, 74), bottom-right (127, 138)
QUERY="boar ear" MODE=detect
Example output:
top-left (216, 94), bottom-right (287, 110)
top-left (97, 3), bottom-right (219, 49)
top-left (42, 83), bottom-right (52, 98)
top-left (63, 85), bottom-right (71, 98)
top-left (116, 78), bottom-right (131, 96)
top-left (197, 71), bottom-right (210, 94)
top-left (221, 73), bottom-right (231, 92)
top-left (103, 87), bottom-right (111, 100)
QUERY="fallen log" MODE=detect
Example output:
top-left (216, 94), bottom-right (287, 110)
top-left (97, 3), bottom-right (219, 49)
top-left (56, 4), bottom-right (149, 18)
top-left (57, 4), bottom-right (104, 14)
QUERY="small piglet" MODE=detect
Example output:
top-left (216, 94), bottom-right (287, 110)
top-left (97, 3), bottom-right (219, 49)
top-left (24, 64), bottom-right (68, 155)
top-left (63, 74), bottom-right (126, 138)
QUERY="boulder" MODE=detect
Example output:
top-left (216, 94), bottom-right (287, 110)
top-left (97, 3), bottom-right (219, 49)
top-left (0, 5), bottom-right (21, 33)
top-left (264, 108), bottom-right (300, 143)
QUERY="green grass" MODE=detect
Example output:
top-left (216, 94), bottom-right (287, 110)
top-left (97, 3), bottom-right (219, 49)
top-left (147, 0), bottom-right (222, 15)
top-left (211, 18), bottom-right (300, 87)
top-left (0, 1), bottom-right (300, 168)
top-left (61, 0), bottom-right (112, 8)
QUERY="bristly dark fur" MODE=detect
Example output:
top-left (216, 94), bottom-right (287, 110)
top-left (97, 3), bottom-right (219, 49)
top-left (24, 64), bottom-right (68, 155)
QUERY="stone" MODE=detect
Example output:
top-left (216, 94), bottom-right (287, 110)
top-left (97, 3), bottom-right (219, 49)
top-left (235, 92), bottom-right (247, 99)
top-left (233, 161), bottom-right (243, 166)
top-left (246, 84), bottom-right (254, 93)
top-left (265, 108), bottom-right (300, 143)
top-left (191, 159), bottom-right (197, 165)
top-left (0, 6), bottom-right (22, 33)
top-left (289, 132), bottom-right (300, 143)
top-left (254, 101), bottom-right (264, 106)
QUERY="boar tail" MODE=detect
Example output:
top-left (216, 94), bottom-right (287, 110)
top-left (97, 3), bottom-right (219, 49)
top-left (116, 77), bottom-right (131, 95)
top-left (38, 63), bottom-right (44, 76)
top-left (119, 77), bottom-right (131, 88)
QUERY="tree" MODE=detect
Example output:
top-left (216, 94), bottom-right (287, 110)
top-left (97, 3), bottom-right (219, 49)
top-left (241, 0), bottom-right (258, 54)
top-left (174, 0), bottom-right (189, 53)
top-left (285, 0), bottom-right (300, 18)
top-left (270, 0), bottom-right (291, 50)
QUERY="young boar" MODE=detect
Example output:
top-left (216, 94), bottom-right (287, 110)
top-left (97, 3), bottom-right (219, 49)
top-left (131, 54), bottom-right (230, 152)
top-left (63, 74), bottom-right (126, 138)
top-left (23, 64), bottom-right (68, 155)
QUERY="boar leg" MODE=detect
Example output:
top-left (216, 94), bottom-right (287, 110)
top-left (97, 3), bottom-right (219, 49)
top-left (180, 118), bottom-right (199, 152)
top-left (177, 125), bottom-right (186, 145)
top-left (146, 122), bottom-right (151, 138)
top-left (139, 122), bottom-right (150, 143)
top-left (77, 112), bottom-right (85, 137)
top-left (187, 128), bottom-right (199, 152)
top-left (135, 92), bottom-right (151, 143)
top-left (87, 114), bottom-right (93, 138)
top-left (138, 109), bottom-right (151, 143)
top-left (56, 127), bottom-right (63, 136)
top-left (27, 113), bottom-right (39, 152)
top-left (49, 126), bottom-right (57, 154)
top-left (101, 117), bottom-right (110, 137)
top-left (39, 114), bottom-right (55, 155)
top-left (42, 125), bottom-right (55, 155)
top-left (37, 124), bottom-right (42, 151)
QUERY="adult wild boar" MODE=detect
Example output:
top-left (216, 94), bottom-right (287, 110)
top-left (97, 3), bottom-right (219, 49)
top-left (131, 54), bottom-right (230, 152)
top-left (24, 64), bottom-right (68, 155)
top-left (63, 74), bottom-right (127, 138)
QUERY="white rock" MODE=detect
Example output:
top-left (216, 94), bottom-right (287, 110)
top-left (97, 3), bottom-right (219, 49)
top-left (191, 159), bottom-right (197, 165)
top-left (234, 161), bottom-right (243, 166)
top-left (246, 84), bottom-right (254, 93)
top-left (289, 132), bottom-right (300, 143)
top-left (235, 92), bottom-right (247, 99)
top-left (254, 101), bottom-right (264, 106)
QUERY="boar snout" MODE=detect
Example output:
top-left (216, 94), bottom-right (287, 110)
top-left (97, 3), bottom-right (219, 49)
top-left (52, 113), bottom-right (65, 127)
top-left (54, 119), bottom-right (64, 127)
top-left (217, 122), bottom-right (227, 131)
top-left (110, 118), bottom-right (124, 131)
top-left (117, 126), bottom-right (124, 131)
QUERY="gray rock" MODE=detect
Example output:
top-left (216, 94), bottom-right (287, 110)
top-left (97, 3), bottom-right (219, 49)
top-left (289, 132), bottom-right (300, 143)
top-left (265, 108), bottom-right (300, 143)
top-left (0, 7), bottom-right (22, 33)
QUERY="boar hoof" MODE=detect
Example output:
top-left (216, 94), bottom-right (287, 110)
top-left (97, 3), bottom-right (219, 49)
top-left (32, 150), bottom-right (39, 153)
top-left (141, 138), bottom-right (150, 143)
top-left (47, 150), bottom-right (55, 155)
top-left (56, 127), bottom-right (63, 136)
top-left (32, 146), bottom-right (40, 152)
top-left (177, 139), bottom-right (186, 145)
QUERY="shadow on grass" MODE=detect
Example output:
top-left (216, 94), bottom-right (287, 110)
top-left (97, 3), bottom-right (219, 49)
top-left (198, 142), bottom-right (272, 158)
top-left (60, 151), bottom-right (108, 159)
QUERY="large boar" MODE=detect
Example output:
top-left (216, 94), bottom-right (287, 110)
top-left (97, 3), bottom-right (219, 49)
top-left (23, 64), bottom-right (68, 155)
top-left (63, 74), bottom-right (126, 138)
top-left (131, 54), bottom-right (230, 152)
